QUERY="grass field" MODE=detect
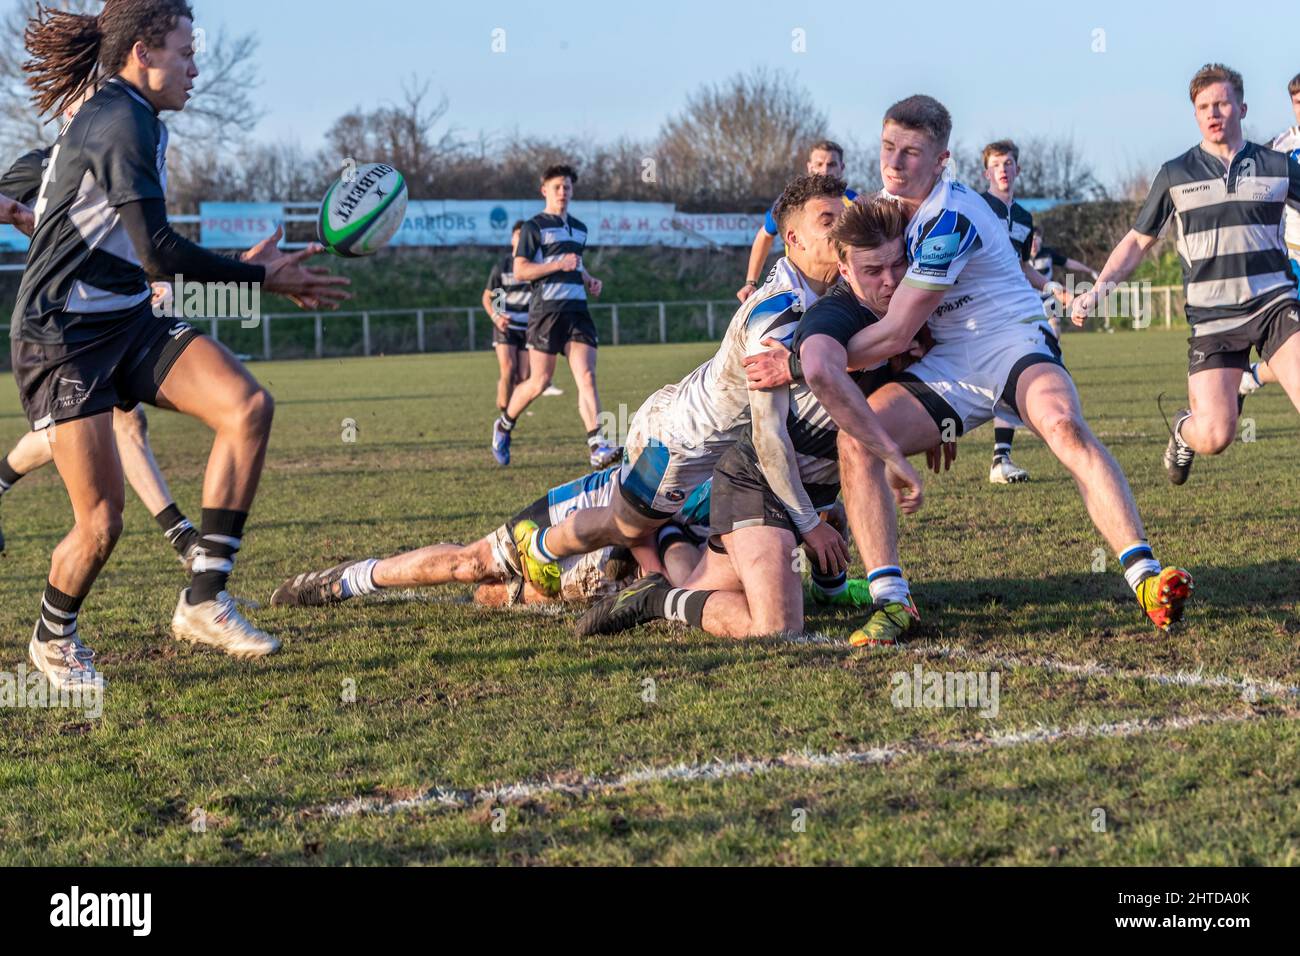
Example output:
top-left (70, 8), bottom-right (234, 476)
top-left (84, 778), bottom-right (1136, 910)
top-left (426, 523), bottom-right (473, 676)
top-left (1, 331), bottom-right (1298, 866)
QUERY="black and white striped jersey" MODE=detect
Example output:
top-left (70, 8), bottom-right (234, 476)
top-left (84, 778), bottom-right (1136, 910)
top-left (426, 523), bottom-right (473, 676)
top-left (979, 191), bottom-right (1034, 262)
top-left (515, 212), bottom-right (588, 315)
top-left (1133, 142), bottom-right (1300, 328)
top-left (485, 254), bottom-right (531, 331)
top-left (12, 78), bottom-right (166, 344)
top-left (0, 147), bottom-right (51, 207)
top-left (724, 282), bottom-right (886, 504)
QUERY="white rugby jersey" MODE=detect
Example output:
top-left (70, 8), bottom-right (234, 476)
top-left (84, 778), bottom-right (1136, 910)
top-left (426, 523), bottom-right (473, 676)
top-left (1274, 126), bottom-right (1300, 259)
top-left (892, 172), bottom-right (1045, 341)
top-left (649, 257), bottom-right (821, 458)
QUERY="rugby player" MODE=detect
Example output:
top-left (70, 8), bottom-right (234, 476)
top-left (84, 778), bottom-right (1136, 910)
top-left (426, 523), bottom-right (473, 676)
top-left (14, 0), bottom-right (349, 691)
top-left (1239, 70), bottom-right (1300, 401)
top-left (980, 140), bottom-right (1077, 484)
top-left (747, 96), bottom-right (1194, 638)
top-left (579, 197), bottom-right (922, 639)
top-left (1073, 65), bottom-right (1300, 487)
top-left (270, 468), bottom-right (713, 609)
top-left (491, 164), bottom-right (618, 469)
top-left (0, 142), bottom-right (201, 567)
top-left (482, 221), bottom-right (531, 417)
top-left (736, 140), bottom-right (859, 303)
top-left (515, 175), bottom-right (924, 620)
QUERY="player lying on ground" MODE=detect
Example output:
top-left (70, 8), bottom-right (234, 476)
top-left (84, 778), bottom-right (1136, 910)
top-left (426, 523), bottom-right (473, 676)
top-left (579, 197), bottom-right (929, 641)
top-left (746, 95), bottom-right (1194, 635)
top-left (15, 0), bottom-right (349, 691)
top-left (270, 467), bottom-right (713, 608)
top-left (1073, 64), bottom-right (1300, 487)
top-left (513, 175), bottom-right (925, 638)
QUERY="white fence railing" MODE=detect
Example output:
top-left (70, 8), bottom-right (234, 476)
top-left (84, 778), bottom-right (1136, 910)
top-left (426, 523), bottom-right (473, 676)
top-left (0, 286), bottom-right (1190, 364)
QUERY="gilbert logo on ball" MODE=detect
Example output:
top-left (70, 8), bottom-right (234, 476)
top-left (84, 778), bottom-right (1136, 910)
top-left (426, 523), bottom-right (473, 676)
top-left (318, 163), bottom-right (408, 257)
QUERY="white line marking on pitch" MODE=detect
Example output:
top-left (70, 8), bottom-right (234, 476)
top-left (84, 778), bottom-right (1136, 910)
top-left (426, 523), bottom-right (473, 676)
top-left (912, 644), bottom-right (1300, 701)
top-left (785, 635), bottom-right (1299, 701)
top-left (310, 708), bottom-right (1270, 820)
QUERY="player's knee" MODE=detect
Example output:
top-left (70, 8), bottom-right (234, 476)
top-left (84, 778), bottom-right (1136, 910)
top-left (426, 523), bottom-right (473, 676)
top-left (1040, 411), bottom-right (1090, 455)
top-left (452, 553), bottom-right (487, 582)
top-left (80, 503), bottom-right (123, 559)
top-left (1194, 418), bottom-right (1236, 455)
top-left (751, 603), bottom-right (801, 638)
top-left (237, 386), bottom-right (275, 436)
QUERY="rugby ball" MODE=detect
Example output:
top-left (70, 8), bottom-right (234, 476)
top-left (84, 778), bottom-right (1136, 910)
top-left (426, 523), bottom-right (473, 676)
top-left (317, 163), bottom-right (408, 257)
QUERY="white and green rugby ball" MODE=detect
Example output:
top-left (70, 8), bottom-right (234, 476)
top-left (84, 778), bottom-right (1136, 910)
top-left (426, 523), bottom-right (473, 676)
top-left (317, 162), bottom-right (408, 257)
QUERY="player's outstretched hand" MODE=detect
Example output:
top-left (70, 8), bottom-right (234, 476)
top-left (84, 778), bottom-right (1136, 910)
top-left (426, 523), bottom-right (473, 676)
top-left (743, 337), bottom-right (794, 389)
top-left (584, 274), bottom-right (603, 297)
top-left (736, 283), bottom-right (756, 303)
top-left (802, 520), bottom-right (849, 577)
top-left (246, 227), bottom-right (352, 310)
top-left (924, 441), bottom-right (956, 474)
top-left (1, 194), bottom-right (35, 237)
top-left (1070, 287), bottom-right (1098, 327)
top-left (887, 456), bottom-right (925, 514)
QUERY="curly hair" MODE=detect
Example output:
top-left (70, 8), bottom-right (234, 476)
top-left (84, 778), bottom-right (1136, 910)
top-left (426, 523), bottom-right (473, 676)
top-left (774, 173), bottom-right (846, 237)
top-left (24, 0), bottom-right (194, 117)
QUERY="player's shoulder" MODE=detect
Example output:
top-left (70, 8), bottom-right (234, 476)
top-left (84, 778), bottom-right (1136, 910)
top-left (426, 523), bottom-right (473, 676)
top-left (566, 213), bottom-right (588, 231)
top-left (1272, 126), bottom-right (1300, 152)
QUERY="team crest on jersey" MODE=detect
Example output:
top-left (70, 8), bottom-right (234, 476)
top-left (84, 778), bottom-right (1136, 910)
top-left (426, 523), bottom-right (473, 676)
top-left (911, 210), bottom-right (979, 277)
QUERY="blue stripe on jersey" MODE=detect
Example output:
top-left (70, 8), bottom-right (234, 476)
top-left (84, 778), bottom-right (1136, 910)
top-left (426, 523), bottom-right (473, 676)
top-left (621, 442), bottom-right (671, 510)
top-left (546, 466), bottom-right (619, 512)
top-left (749, 291), bottom-right (799, 320)
top-left (675, 478), bottom-right (712, 527)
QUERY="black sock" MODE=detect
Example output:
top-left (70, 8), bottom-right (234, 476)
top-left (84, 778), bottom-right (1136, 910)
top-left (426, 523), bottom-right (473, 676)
top-left (993, 427), bottom-right (1015, 462)
top-left (154, 503), bottom-right (198, 558)
top-left (188, 509), bottom-right (248, 604)
top-left (586, 427), bottom-right (604, 449)
top-left (657, 586), bottom-right (714, 628)
top-left (36, 582), bottom-right (85, 643)
top-left (497, 413), bottom-right (517, 433)
top-left (0, 455), bottom-right (23, 494)
top-left (811, 567), bottom-right (848, 594)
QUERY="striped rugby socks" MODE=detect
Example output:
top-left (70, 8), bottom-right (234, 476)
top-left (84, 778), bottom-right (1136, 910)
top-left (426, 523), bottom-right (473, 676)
top-left (35, 582), bottom-right (84, 643)
top-left (867, 565), bottom-right (911, 605)
top-left (1119, 541), bottom-right (1161, 593)
top-left (188, 508), bottom-right (248, 605)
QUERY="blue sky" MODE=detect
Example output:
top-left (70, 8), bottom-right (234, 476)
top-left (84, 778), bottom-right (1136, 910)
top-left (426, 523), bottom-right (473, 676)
top-left (200, 0), bottom-right (1296, 186)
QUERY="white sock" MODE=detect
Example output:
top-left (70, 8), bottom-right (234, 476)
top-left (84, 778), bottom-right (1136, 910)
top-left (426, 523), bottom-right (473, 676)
top-left (867, 566), bottom-right (910, 604)
top-left (340, 558), bottom-right (380, 598)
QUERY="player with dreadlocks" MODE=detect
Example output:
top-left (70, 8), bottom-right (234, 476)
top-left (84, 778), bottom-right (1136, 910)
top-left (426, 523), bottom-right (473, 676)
top-left (13, 0), bottom-right (349, 691)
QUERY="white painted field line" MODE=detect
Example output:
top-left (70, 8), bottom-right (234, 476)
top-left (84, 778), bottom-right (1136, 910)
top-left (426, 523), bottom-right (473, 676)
top-left (312, 708), bottom-right (1270, 820)
top-left (785, 635), bottom-right (1299, 701)
top-left (911, 644), bottom-right (1300, 701)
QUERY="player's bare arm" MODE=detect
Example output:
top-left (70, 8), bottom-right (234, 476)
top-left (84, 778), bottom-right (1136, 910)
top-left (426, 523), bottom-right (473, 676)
top-left (514, 251), bottom-right (578, 281)
top-left (800, 334), bottom-right (924, 514)
top-left (748, 383), bottom-right (849, 575)
top-left (844, 283), bottom-right (944, 371)
top-left (1071, 229), bottom-right (1157, 326)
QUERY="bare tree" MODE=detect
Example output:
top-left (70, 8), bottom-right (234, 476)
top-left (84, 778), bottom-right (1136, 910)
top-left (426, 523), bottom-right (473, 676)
top-left (654, 68), bottom-right (830, 211)
top-left (0, 0), bottom-right (262, 160)
top-left (323, 76), bottom-right (460, 197)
